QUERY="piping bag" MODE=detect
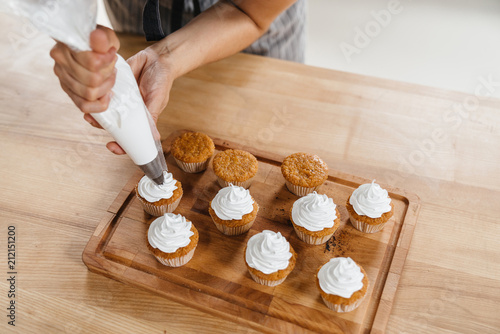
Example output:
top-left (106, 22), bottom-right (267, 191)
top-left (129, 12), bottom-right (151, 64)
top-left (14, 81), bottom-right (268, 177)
top-left (2, 0), bottom-right (167, 185)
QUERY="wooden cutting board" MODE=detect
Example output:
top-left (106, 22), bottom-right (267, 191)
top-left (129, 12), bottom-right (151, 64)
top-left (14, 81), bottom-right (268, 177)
top-left (83, 130), bottom-right (420, 334)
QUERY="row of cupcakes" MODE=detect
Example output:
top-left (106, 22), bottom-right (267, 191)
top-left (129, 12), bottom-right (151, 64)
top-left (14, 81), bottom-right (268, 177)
top-left (136, 172), bottom-right (394, 243)
top-left (146, 213), bottom-right (369, 313)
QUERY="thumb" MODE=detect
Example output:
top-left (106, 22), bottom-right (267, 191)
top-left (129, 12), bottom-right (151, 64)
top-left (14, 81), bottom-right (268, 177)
top-left (90, 25), bottom-right (120, 54)
top-left (126, 51), bottom-right (147, 82)
top-left (143, 90), bottom-right (167, 124)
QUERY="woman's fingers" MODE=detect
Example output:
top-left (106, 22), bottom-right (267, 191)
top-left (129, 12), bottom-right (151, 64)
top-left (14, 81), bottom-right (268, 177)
top-left (106, 141), bottom-right (126, 155)
top-left (90, 26), bottom-right (120, 54)
top-left (83, 114), bottom-right (103, 129)
top-left (58, 79), bottom-right (112, 113)
top-left (50, 26), bottom-right (120, 116)
top-left (55, 63), bottom-right (116, 104)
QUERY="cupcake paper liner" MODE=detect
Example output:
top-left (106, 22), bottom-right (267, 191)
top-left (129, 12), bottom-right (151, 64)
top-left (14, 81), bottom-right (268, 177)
top-left (349, 216), bottom-right (386, 234)
top-left (285, 180), bottom-right (319, 197)
top-left (212, 218), bottom-right (255, 236)
top-left (248, 270), bottom-right (287, 287)
top-left (293, 225), bottom-right (334, 245)
top-left (136, 193), bottom-right (182, 217)
top-left (217, 176), bottom-right (253, 189)
top-left (320, 292), bottom-right (367, 313)
top-left (153, 247), bottom-right (196, 267)
top-left (174, 157), bottom-right (210, 173)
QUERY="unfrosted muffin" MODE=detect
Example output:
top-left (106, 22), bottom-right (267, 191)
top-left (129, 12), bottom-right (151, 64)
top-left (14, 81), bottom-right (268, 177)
top-left (135, 171), bottom-right (183, 216)
top-left (346, 180), bottom-right (394, 233)
top-left (244, 230), bottom-right (297, 286)
top-left (316, 257), bottom-right (369, 312)
top-left (147, 213), bottom-right (199, 267)
top-left (281, 153), bottom-right (328, 196)
top-left (208, 184), bottom-right (259, 235)
top-left (171, 132), bottom-right (215, 173)
top-left (212, 149), bottom-right (258, 189)
top-left (290, 192), bottom-right (340, 245)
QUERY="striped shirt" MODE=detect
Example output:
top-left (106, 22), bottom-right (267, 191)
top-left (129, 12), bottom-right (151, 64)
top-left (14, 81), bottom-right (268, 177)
top-left (103, 0), bottom-right (306, 62)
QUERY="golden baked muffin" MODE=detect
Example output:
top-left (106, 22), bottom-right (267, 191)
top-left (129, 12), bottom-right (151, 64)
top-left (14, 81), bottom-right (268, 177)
top-left (147, 213), bottom-right (199, 267)
top-left (244, 230), bottom-right (297, 286)
top-left (316, 257), bottom-right (369, 312)
top-left (208, 184), bottom-right (259, 235)
top-left (135, 171), bottom-right (183, 216)
top-left (281, 152), bottom-right (328, 196)
top-left (290, 192), bottom-right (341, 245)
top-left (212, 149), bottom-right (258, 189)
top-left (171, 132), bottom-right (215, 173)
top-left (346, 180), bottom-right (394, 233)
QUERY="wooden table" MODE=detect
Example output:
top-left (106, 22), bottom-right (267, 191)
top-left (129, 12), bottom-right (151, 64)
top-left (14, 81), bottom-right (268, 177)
top-left (1, 15), bottom-right (499, 333)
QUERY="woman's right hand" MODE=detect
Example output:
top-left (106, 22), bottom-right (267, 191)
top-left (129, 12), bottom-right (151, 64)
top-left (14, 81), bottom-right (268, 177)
top-left (50, 25), bottom-right (120, 128)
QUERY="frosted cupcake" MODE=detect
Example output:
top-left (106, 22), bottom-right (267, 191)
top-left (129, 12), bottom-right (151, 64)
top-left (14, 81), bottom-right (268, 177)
top-left (316, 257), bottom-right (369, 312)
top-left (281, 153), bottom-right (328, 196)
top-left (290, 192), bottom-right (340, 245)
top-left (171, 132), bottom-right (215, 173)
top-left (147, 213), bottom-right (199, 267)
top-left (212, 149), bottom-right (258, 189)
top-left (135, 171), bottom-right (183, 216)
top-left (244, 230), bottom-right (297, 286)
top-left (346, 180), bottom-right (394, 233)
top-left (208, 184), bottom-right (259, 235)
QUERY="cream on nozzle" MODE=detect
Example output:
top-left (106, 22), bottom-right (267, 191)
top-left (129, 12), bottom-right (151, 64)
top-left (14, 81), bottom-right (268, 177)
top-left (92, 56), bottom-right (166, 185)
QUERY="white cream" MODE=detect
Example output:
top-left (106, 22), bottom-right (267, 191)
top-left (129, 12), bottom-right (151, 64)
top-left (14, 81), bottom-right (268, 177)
top-left (349, 180), bottom-right (391, 218)
top-left (147, 213), bottom-right (194, 253)
top-left (211, 184), bottom-right (254, 220)
top-left (318, 257), bottom-right (364, 298)
top-left (138, 170), bottom-right (177, 202)
top-left (291, 192), bottom-right (337, 231)
top-left (245, 230), bottom-right (292, 275)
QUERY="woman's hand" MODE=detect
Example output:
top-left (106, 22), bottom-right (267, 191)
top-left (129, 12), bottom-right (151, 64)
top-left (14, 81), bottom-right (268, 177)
top-left (51, 26), bottom-right (174, 155)
top-left (127, 45), bottom-right (175, 124)
top-left (50, 25), bottom-right (119, 117)
top-left (50, 25), bottom-right (127, 153)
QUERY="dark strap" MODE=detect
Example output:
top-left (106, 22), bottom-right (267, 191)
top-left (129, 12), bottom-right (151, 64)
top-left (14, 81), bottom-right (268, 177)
top-left (193, 0), bottom-right (201, 16)
top-left (143, 0), bottom-right (202, 40)
top-left (143, 0), bottom-right (165, 41)
top-left (170, 0), bottom-right (185, 33)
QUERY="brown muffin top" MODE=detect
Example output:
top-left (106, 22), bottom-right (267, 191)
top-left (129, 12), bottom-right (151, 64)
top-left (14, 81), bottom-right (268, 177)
top-left (171, 132), bottom-right (215, 163)
top-left (281, 153), bottom-right (328, 188)
top-left (212, 149), bottom-right (258, 182)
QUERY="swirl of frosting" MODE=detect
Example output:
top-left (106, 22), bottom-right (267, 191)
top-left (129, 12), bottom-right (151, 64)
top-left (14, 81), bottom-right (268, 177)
top-left (211, 184), bottom-right (254, 220)
top-left (245, 230), bottom-right (292, 274)
top-left (292, 192), bottom-right (337, 231)
top-left (318, 257), bottom-right (364, 298)
top-left (137, 170), bottom-right (178, 202)
top-left (147, 213), bottom-right (194, 253)
top-left (349, 180), bottom-right (391, 218)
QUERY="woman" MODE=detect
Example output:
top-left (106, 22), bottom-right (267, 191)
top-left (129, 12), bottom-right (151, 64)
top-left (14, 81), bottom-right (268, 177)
top-left (50, 0), bottom-right (305, 154)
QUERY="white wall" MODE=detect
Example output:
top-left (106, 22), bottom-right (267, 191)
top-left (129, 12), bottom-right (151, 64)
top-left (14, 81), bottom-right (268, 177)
top-left (306, 0), bottom-right (500, 97)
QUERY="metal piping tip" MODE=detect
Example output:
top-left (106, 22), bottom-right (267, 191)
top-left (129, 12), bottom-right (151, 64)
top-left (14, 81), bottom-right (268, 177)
top-left (138, 153), bottom-right (166, 186)
top-left (152, 172), bottom-right (164, 186)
